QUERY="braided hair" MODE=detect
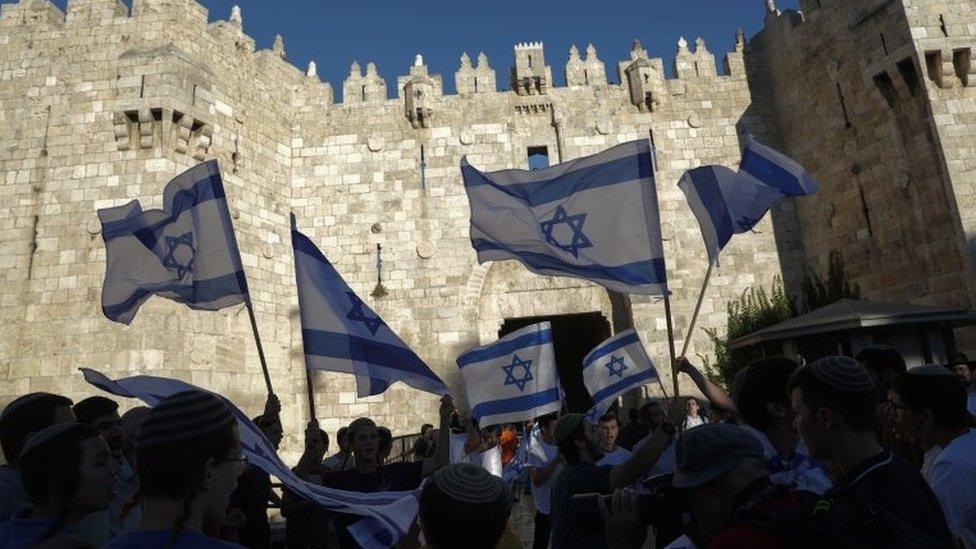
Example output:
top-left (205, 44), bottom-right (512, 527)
top-left (20, 422), bottom-right (101, 541)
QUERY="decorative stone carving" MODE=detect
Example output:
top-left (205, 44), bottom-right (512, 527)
top-left (417, 241), bottom-right (434, 259)
top-left (688, 114), bottom-right (702, 128)
top-left (459, 129), bottom-right (475, 145)
top-left (367, 136), bottom-right (385, 152)
top-left (597, 119), bottom-right (612, 135)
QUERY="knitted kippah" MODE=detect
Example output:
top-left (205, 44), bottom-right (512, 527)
top-left (20, 422), bottom-right (89, 459)
top-left (137, 391), bottom-right (235, 449)
top-left (908, 365), bottom-right (956, 378)
top-left (1, 392), bottom-right (57, 420)
top-left (809, 356), bottom-right (875, 392)
top-left (553, 413), bottom-right (584, 445)
top-left (433, 463), bottom-right (507, 504)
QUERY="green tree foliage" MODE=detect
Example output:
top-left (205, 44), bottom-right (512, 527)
top-left (701, 253), bottom-right (860, 390)
top-left (702, 278), bottom-right (795, 389)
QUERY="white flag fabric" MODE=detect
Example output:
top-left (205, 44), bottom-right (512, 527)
top-left (461, 140), bottom-right (667, 295)
top-left (98, 161), bottom-right (248, 324)
top-left (678, 136), bottom-right (819, 264)
top-left (456, 322), bottom-right (561, 427)
top-left (81, 368), bottom-right (418, 548)
top-left (582, 329), bottom-right (659, 422)
top-left (292, 215), bottom-right (448, 398)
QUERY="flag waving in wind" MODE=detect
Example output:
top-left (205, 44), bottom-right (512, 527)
top-left (98, 161), bottom-right (248, 324)
top-left (291, 215), bottom-right (448, 398)
top-left (461, 140), bottom-right (667, 295)
top-left (678, 136), bottom-right (819, 264)
top-left (583, 329), bottom-right (659, 422)
top-left (456, 322), bottom-right (561, 427)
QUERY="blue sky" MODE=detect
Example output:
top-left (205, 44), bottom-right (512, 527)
top-left (3, 0), bottom-right (801, 99)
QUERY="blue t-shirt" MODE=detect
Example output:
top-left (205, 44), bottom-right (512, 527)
top-left (105, 529), bottom-right (245, 548)
top-left (0, 511), bottom-right (71, 548)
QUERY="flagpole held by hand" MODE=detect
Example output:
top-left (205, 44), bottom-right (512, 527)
top-left (679, 260), bottom-right (715, 358)
top-left (305, 367), bottom-right (317, 425)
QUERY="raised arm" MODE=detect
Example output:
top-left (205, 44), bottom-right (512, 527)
top-left (676, 357), bottom-right (738, 416)
top-left (423, 395), bottom-right (455, 478)
top-left (608, 399), bottom-right (683, 489)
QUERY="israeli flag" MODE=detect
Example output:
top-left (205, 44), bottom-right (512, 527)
top-left (291, 215), bottom-right (449, 398)
top-left (678, 136), bottom-right (819, 264)
top-left (582, 329), bottom-right (659, 422)
top-left (98, 161), bottom-right (248, 324)
top-left (461, 140), bottom-right (667, 295)
top-left (80, 368), bottom-right (419, 549)
top-left (456, 322), bottom-right (561, 427)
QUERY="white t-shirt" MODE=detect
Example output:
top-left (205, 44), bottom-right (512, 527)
top-left (921, 445), bottom-right (943, 485)
top-left (683, 415), bottom-right (707, 430)
top-left (466, 445), bottom-right (503, 478)
top-left (928, 429), bottom-right (976, 548)
top-left (526, 427), bottom-right (561, 515)
top-left (596, 446), bottom-right (632, 466)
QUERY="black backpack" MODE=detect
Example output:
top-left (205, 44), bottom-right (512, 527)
top-left (734, 487), bottom-right (948, 549)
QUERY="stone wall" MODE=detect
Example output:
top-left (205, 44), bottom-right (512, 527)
top-left (0, 0), bottom-right (789, 457)
top-left (748, 0), bottom-right (976, 324)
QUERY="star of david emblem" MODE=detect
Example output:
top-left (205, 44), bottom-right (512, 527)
top-left (605, 355), bottom-right (629, 378)
top-left (502, 354), bottom-right (534, 392)
top-left (161, 232), bottom-right (194, 280)
top-left (346, 292), bottom-right (384, 336)
top-left (539, 205), bottom-right (593, 259)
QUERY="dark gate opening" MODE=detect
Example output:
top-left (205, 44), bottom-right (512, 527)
top-left (499, 312), bottom-right (612, 413)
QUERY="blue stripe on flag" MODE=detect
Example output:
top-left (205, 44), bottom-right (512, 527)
top-left (462, 152), bottom-right (653, 207)
top-left (303, 330), bottom-right (433, 377)
top-left (471, 387), bottom-right (562, 420)
top-left (472, 239), bottom-right (667, 286)
top-left (687, 167), bottom-right (734, 250)
top-left (583, 332), bottom-right (640, 369)
top-left (740, 148), bottom-right (805, 196)
top-left (101, 270), bottom-right (247, 321)
top-left (589, 368), bottom-right (658, 405)
top-left (456, 330), bottom-right (554, 368)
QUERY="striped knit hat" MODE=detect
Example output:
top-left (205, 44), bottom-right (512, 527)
top-left (432, 463), bottom-right (508, 504)
top-left (808, 356), bottom-right (875, 393)
top-left (137, 391), bottom-right (235, 450)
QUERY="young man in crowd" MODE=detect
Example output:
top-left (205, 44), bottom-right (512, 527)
top-left (0, 392), bottom-right (76, 520)
top-left (73, 396), bottom-right (128, 545)
top-left (320, 395), bottom-right (455, 549)
top-left (596, 410), bottom-right (631, 466)
top-left (948, 352), bottom-right (976, 416)
top-left (854, 345), bottom-right (921, 465)
top-left (321, 427), bottom-right (351, 472)
top-left (0, 422), bottom-right (120, 548)
top-left (283, 422), bottom-right (331, 549)
top-left (526, 413), bottom-right (563, 549)
top-left (671, 423), bottom-right (805, 548)
top-left (549, 400), bottom-right (683, 549)
top-left (683, 398), bottom-right (708, 430)
top-left (411, 423), bottom-right (435, 462)
top-left (227, 393), bottom-right (282, 549)
top-left (892, 366), bottom-right (976, 547)
top-left (732, 357), bottom-right (831, 494)
top-left (789, 356), bottom-right (952, 545)
top-left (617, 408), bottom-right (646, 451)
top-left (418, 462), bottom-right (515, 549)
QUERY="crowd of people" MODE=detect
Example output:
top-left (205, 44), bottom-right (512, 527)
top-left (0, 347), bottom-right (973, 548)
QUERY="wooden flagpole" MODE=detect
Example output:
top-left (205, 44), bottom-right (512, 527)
top-left (680, 260), bottom-right (715, 358)
top-left (663, 294), bottom-right (680, 397)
